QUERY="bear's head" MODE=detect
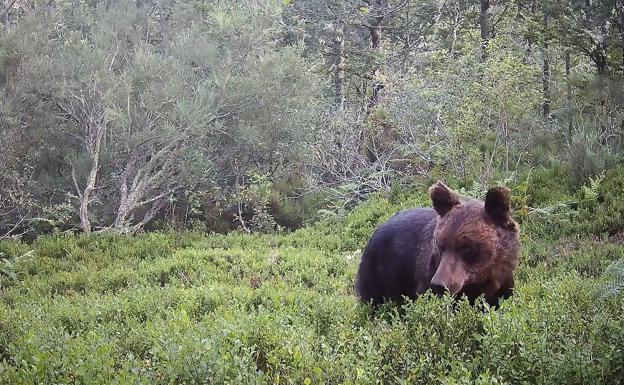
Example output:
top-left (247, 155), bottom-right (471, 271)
top-left (428, 181), bottom-right (520, 306)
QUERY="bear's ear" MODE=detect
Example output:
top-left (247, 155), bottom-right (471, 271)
top-left (485, 186), bottom-right (512, 225)
top-left (429, 181), bottom-right (460, 216)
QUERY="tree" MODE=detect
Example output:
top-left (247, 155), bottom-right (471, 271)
top-left (55, 80), bottom-right (107, 235)
top-left (617, 0), bottom-right (624, 63)
top-left (3, 0), bottom-right (624, 236)
top-left (0, 0), bottom-right (323, 235)
top-left (548, 0), bottom-right (618, 75)
top-left (542, 11), bottom-right (551, 117)
top-left (480, 0), bottom-right (491, 61)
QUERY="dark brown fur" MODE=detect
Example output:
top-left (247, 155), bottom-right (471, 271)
top-left (355, 182), bottom-right (520, 306)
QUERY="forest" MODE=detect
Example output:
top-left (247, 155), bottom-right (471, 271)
top-left (1, 0), bottom-right (624, 384)
top-left (1, 0), bottom-right (623, 236)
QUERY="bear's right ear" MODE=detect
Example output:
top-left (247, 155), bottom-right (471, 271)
top-left (429, 181), bottom-right (460, 217)
top-left (485, 186), bottom-right (512, 226)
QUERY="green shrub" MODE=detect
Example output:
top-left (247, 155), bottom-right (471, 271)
top-left (577, 165), bottom-right (624, 235)
top-left (271, 176), bottom-right (323, 231)
top-left (568, 127), bottom-right (620, 187)
top-left (521, 165), bottom-right (575, 207)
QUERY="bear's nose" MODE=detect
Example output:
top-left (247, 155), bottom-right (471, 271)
top-left (430, 282), bottom-right (448, 296)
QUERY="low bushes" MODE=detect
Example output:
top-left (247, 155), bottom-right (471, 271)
top-left (1, 170), bottom-right (623, 384)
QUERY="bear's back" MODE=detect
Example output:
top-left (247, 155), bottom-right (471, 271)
top-left (355, 208), bottom-right (438, 304)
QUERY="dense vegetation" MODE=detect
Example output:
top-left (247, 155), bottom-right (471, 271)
top-left (2, 0), bottom-right (624, 236)
top-left (1, 170), bottom-right (624, 384)
top-left (2, 0), bottom-right (624, 383)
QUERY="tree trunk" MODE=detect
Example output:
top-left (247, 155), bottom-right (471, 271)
top-left (333, 24), bottom-right (345, 110)
top-left (362, 0), bottom-right (387, 164)
top-left (367, 13), bottom-right (384, 111)
top-left (448, 4), bottom-right (461, 56)
top-left (479, 0), bottom-right (490, 61)
top-left (591, 40), bottom-right (609, 76)
top-left (131, 200), bottom-right (165, 233)
top-left (400, 10), bottom-right (411, 74)
top-left (78, 128), bottom-right (104, 235)
top-left (618, 0), bottom-right (624, 65)
top-left (112, 172), bottom-right (138, 231)
top-left (112, 146), bottom-right (180, 231)
top-left (542, 13), bottom-right (550, 118)
top-left (565, 50), bottom-right (572, 139)
top-left (234, 173), bottom-right (251, 233)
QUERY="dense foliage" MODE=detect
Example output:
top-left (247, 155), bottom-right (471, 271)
top-left (1, 173), bottom-right (624, 384)
top-left (2, 0), bottom-right (624, 236)
top-left (2, 1), bottom-right (624, 383)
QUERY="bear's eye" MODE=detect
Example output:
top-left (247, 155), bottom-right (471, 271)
top-left (460, 244), bottom-right (480, 264)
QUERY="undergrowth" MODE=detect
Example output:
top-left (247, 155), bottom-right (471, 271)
top-left (0, 167), bottom-right (623, 384)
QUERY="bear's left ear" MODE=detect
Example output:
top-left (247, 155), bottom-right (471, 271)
top-left (485, 186), bottom-right (512, 226)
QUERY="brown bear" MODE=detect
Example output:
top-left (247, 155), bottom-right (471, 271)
top-left (355, 181), bottom-right (520, 307)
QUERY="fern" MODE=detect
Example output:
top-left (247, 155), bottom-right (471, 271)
top-left (528, 202), bottom-right (577, 217)
top-left (598, 260), bottom-right (624, 300)
top-left (459, 181), bottom-right (488, 200)
top-left (0, 252), bottom-right (17, 281)
top-left (581, 172), bottom-right (605, 202)
top-left (459, 175), bottom-right (516, 200)
top-left (0, 250), bottom-right (35, 283)
top-left (495, 175), bottom-right (516, 189)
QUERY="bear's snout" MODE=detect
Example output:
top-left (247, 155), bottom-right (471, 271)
top-left (430, 257), bottom-right (467, 297)
top-left (430, 276), bottom-right (464, 297)
top-left (429, 281), bottom-right (448, 296)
